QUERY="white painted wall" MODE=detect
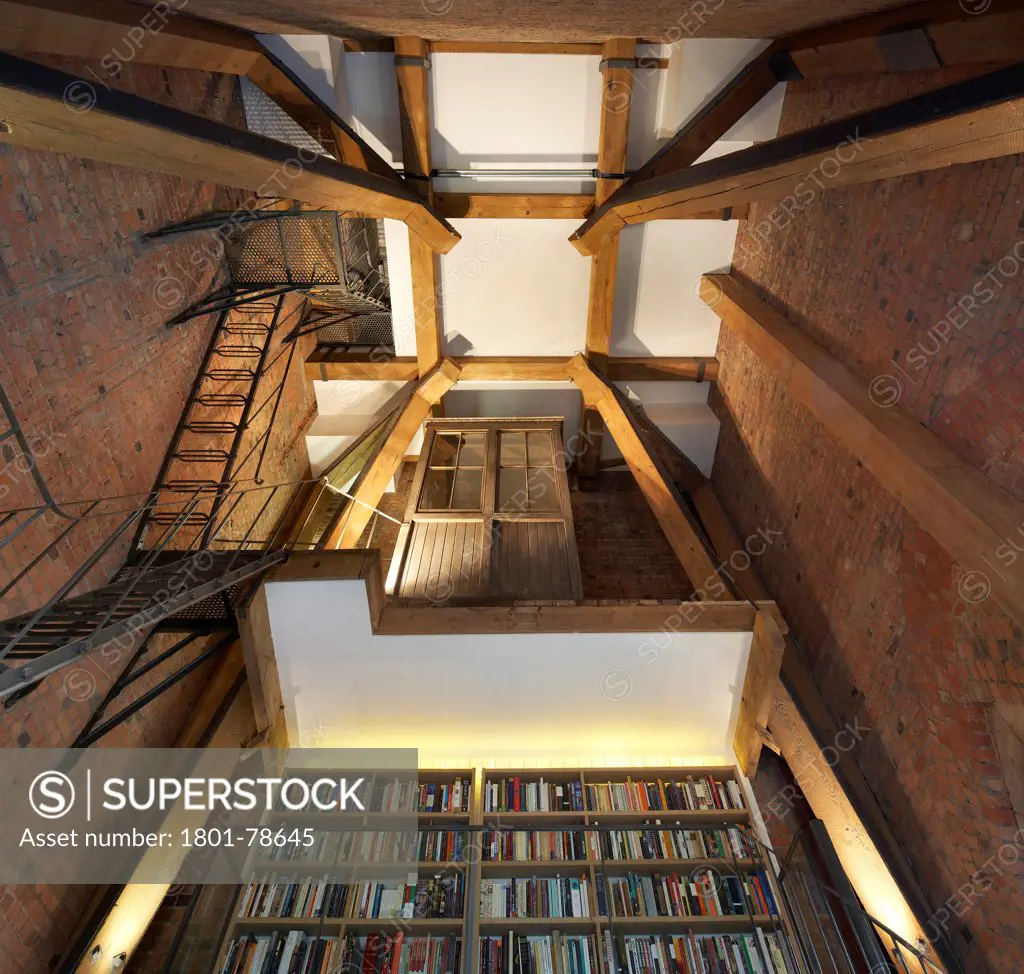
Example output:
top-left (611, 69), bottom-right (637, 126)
top-left (439, 220), bottom-right (590, 357)
top-left (266, 577), bottom-right (751, 766)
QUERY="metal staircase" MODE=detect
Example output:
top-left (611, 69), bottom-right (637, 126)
top-left (0, 549), bottom-right (286, 700)
top-left (131, 294), bottom-right (289, 554)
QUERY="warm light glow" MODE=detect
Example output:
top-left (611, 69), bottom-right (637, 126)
top-left (75, 885), bottom-right (168, 973)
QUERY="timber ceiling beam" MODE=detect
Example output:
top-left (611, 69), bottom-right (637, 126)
top-left (0, 0), bottom-right (411, 184)
top-left (579, 37), bottom-right (635, 488)
top-left (0, 0), bottom-right (261, 73)
top-left (571, 62), bottom-right (1024, 256)
top-left (322, 359), bottom-right (461, 550)
top-left (781, 0), bottom-right (1024, 79)
top-left (305, 352), bottom-right (719, 382)
top-left (395, 36), bottom-right (444, 375)
top-left (378, 599), bottom-right (785, 635)
top-left (703, 272), bottom-right (1024, 630)
top-left (0, 52), bottom-right (460, 253)
top-left (567, 353), bottom-right (727, 598)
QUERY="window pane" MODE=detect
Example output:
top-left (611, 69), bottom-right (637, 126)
top-left (527, 430), bottom-right (553, 466)
top-left (528, 466), bottom-right (559, 511)
top-left (498, 467), bottom-right (528, 512)
top-left (420, 469), bottom-right (454, 509)
top-left (458, 432), bottom-right (486, 466)
top-left (430, 433), bottom-right (459, 467)
top-left (451, 467), bottom-right (483, 510)
top-left (500, 431), bottom-right (526, 466)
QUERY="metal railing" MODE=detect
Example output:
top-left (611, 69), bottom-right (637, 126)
top-left (771, 821), bottom-right (951, 974)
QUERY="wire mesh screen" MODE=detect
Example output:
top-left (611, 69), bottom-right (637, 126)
top-left (312, 311), bottom-right (394, 347)
top-left (225, 214), bottom-right (343, 285)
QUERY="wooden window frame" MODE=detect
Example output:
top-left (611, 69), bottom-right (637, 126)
top-left (386, 418), bottom-right (584, 602)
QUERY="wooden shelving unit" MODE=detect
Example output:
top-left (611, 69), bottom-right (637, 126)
top-left (214, 766), bottom-right (799, 974)
top-left (476, 767), bottom-right (796, 974)
top-left (215, 768), bottom-right (474, 974)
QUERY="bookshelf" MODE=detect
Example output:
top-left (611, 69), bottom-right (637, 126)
top-left (216, 768), bottom-right (474, 974)
top-left (215, 767), bottom-right (800, 974)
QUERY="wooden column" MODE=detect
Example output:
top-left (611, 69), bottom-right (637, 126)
top-left (323, 360), bottom-right (461, 549)
top-left (579, 38), bottom-right (635, 488)
top-left (395, 36), bottom-right (444, 376)
top-left (733, 611), bottom-right (785, 776)
top-left (703, 272), bottom-right (1024, 630)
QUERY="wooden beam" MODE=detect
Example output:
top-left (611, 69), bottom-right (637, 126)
top-left (0, 0), bottom-right (261, 73)
top-left (572, 63), bottom-right (1024, 255)
top-left (634, 51), bottom-right (783, 184)
top-left (703, 272), bottom-right (1024, 630)
top-left (0, 53), bottom-right (461, 253)
top-left (567, 353), bottom-right (727, 597)
top-left (431, 41), bottom-right (603, 55)
top-left (436, 192), bottom-right (595, 219)
top-left (606, 356), bottom-right (718, 382)
top-left (378, 599), bottom-right (786, 635)
top-left (305, 351), bottom-right (720, 383)
top-left (323, 360), bottom-right (461, 549)
top-left (782, 0), bottom-right (1024, 78)
top-left (305, 349), bottom-right (420, 381)
top-left (733, 611), bottom-right (785, 777)
top-left (395, 36), bottom-right (444, 375)
top-left (458, 357), bottom-right (570, 381)
top-left (580, 38), bottom-right (636, 487)
top-left (0, 1), bottom-right (413, 186)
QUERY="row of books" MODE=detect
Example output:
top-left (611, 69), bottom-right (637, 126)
top-left (238, 875), bottom-right (465, 921)
top-left (485, 779), bottom-right (586, 813)
top-left (479, 877), bottom-right (592, 919)
top-left (605, 931), bottom-right (791, 974)
top-left (480, 828), bottom-right (750, 865)
top-left (339, 933), bottom-right (463, 974)
top-left (350, 876), bottom-right (464, 920)
top-left (479, 932), bottom-right (599, 974)
top-left (585, 778), bottom-right (745, 814)
top-left (483, 830), bottom-right (589, 863)
top-left (264, 831), bottom-right (467, 865)
top-left (373, 778), bottom-right (473, 814)
top-left (594, 828), bottom-right (750, 863)
top-left (221, 932), bottom-right (339, 974)
top-left (605, 871), bottom-right (777, 920)
top-left (238, 881), bottom-right (352, 920)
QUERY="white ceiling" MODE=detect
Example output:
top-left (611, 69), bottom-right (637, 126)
top-left (269, 35), bottom-right (783, 480)
top-left (266, 577), bottom-right (752, 766)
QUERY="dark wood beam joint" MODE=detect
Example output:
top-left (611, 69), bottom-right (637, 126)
top-left (394, 55), bottom-right (431, 69)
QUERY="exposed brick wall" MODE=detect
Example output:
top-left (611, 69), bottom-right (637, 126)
top-left (711, 69), bottom-right (1024, 974)
top-left (571, 472), bottom-right (695, 600)
top-left (0, 56), bottom-right (313, 974)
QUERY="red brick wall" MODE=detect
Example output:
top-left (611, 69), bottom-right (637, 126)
top-left (0, 56), bottom-right (312, 974)
top-left (571, 472), bottom-right (695, 599)
top-left (710, 69), bottom-right (1024, 973)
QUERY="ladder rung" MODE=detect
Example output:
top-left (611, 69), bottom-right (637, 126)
top-left (148, 511), bottom-right (211, 526)
top-left (224, 324), bottom-right (270, 337)
top-left (159, 480), bottom-right (223, 494)
top-left (214, 346), bottom-right (263, 358)
top-left (194, 394), bottom-right (248, 407)
top-left (173, 449), bottom-right (230, 463)
top-left (204, 369), bottom-right (256, 382)
top-left (184, 421), bottom-right (240, 434)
